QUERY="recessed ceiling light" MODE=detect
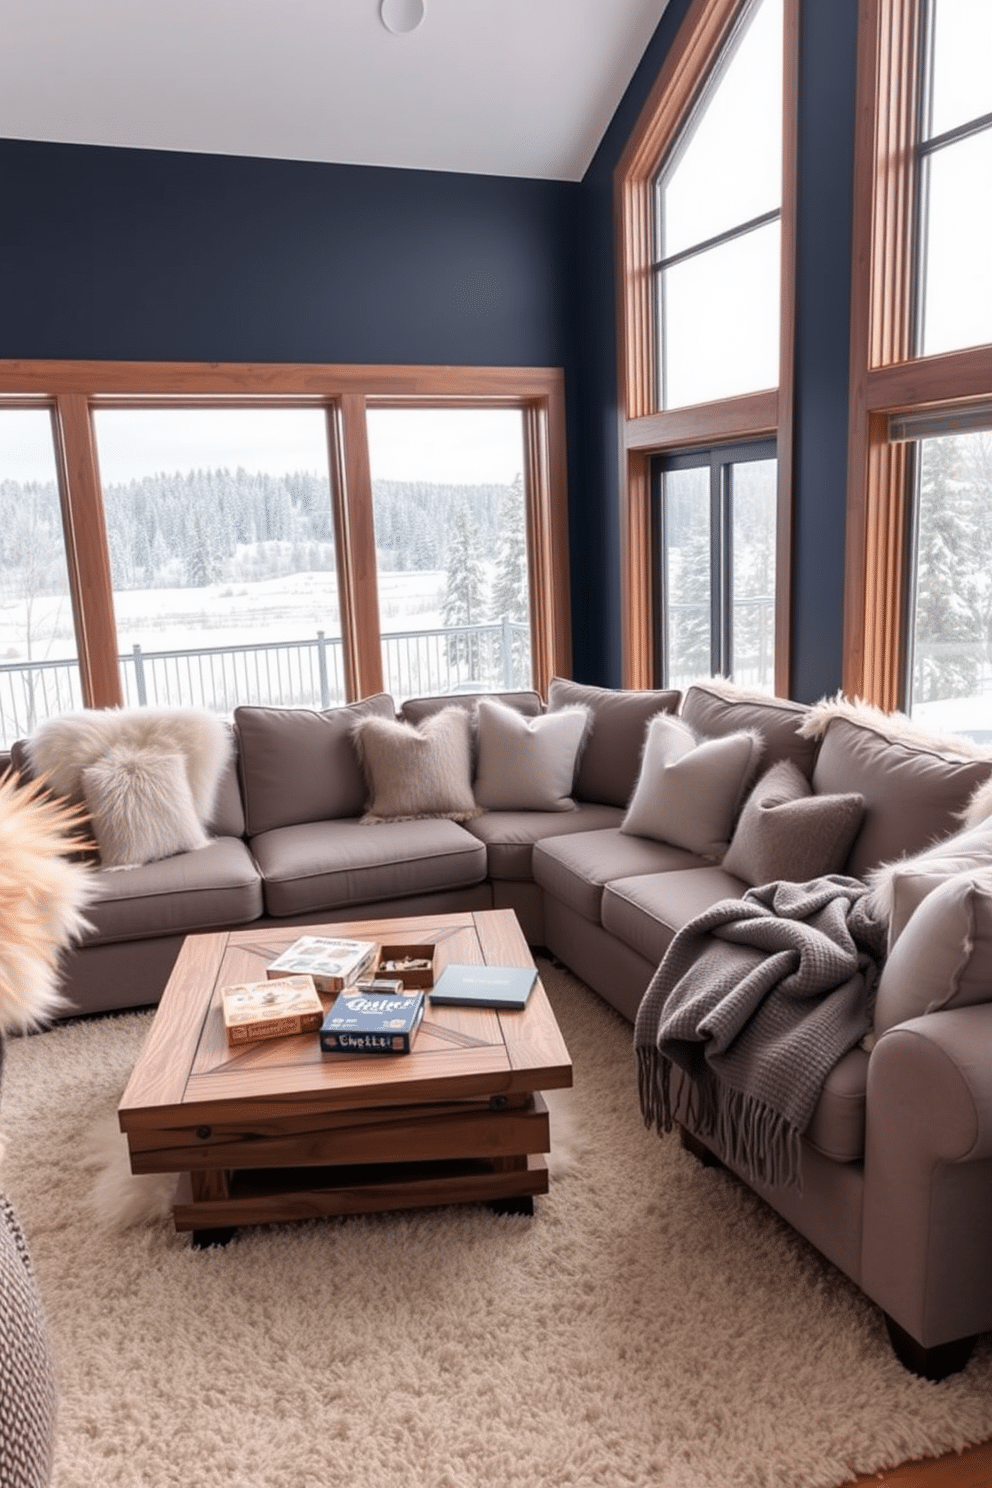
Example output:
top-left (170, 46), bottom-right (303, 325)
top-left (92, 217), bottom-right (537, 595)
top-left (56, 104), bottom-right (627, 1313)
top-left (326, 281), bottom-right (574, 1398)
top-left (380, 0), bottom-right (426, 35)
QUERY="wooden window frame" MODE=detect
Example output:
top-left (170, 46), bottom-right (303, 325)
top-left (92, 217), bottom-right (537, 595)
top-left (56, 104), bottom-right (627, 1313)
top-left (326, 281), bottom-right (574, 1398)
top-left (614, 0), bottom-right (798, 694)
top-left (0, 361), bottom-right (571, 707)
top-left (845, 0), bottom-right (992, 708)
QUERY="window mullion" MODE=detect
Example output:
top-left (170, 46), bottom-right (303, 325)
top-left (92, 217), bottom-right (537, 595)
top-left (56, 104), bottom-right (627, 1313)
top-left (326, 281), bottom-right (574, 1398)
top-left (52, 394), bottom-right (123, 709)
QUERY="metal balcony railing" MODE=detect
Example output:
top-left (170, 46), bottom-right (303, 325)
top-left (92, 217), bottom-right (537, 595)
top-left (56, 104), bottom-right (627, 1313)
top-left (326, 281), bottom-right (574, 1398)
top-left (0, 617), bottom-right (532, 748)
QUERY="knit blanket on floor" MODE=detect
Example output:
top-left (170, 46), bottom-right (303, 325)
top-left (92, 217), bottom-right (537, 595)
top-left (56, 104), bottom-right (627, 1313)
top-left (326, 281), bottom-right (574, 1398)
top-left (634, 876), bottom-right (886, 1191)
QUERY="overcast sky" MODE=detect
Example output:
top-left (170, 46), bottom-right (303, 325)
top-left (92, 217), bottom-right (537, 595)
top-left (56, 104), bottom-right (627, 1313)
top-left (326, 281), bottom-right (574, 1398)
top-left (0, 405), bottom-right (525, 487)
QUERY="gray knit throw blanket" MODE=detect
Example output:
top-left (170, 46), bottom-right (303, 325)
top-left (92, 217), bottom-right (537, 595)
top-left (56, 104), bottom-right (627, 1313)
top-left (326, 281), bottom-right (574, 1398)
top-left (635, 876), bottom-right (886, 1191)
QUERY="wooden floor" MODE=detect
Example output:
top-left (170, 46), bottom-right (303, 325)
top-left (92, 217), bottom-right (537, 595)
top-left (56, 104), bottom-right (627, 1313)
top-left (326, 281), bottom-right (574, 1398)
top-left (854, 1439), bottom-right (992, 1486)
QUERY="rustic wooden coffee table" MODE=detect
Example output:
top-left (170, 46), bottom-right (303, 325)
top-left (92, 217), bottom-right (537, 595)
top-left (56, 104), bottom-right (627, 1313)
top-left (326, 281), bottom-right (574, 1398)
top-left (118, 909), bottom-right (572, 1243)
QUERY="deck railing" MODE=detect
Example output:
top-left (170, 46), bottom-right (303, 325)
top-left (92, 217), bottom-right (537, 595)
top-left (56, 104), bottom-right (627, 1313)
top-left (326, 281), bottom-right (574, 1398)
top-left (0, 617), bottom-right (532, 747)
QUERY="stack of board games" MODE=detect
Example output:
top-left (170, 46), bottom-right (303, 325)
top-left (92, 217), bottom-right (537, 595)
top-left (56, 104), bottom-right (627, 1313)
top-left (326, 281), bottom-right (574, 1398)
top-left (320, 979), bottom-right (425, 1054)
top-left (265, 935), bottom-right (377, 993)
top-left (221, 974), bottom-right (324, 1046)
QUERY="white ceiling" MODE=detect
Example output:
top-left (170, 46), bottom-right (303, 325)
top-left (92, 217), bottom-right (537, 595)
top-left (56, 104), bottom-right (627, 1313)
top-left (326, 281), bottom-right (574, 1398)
top-left (0, 0), bottom-right (670, 182)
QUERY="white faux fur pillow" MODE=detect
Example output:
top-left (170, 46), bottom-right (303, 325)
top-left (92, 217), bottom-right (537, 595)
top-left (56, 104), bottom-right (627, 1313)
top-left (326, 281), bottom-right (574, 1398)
top-left (81, 745), bottom-right (210, 869)
top-left (28, 707), bottom-right (231, 825)
top-left (351, 707), bottom-right (479, 823)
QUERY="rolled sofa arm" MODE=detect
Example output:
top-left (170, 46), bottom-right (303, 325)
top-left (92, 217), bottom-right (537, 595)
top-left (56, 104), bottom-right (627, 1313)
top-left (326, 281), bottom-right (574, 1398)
top-left (862, 1001), bottom-right (992, 1350)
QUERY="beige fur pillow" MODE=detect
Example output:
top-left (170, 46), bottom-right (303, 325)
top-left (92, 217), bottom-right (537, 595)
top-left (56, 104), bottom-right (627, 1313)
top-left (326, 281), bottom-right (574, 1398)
top-left (351, 707), bottom-right (478, 823)
top-left (81, 745), bottom-right (210, 869)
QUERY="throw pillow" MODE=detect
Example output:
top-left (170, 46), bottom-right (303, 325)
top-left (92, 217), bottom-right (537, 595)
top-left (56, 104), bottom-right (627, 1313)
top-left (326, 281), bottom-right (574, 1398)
top-left (28, 706), bottom-right (232, 824)
top-left (472, 700), bottom-right (590, 812)
top-left (863, 814), bottom-right (992, 927)
top-left (351, 706), bottom-right (478, 823)
top-left (620, 714), bottom-right (764, 860)
top-left (874, 868), bottom-right (992, 1036)
top-left (81, 744), bottom-right (210, 868)
top-left (722, 759), bottom-right (864, 887)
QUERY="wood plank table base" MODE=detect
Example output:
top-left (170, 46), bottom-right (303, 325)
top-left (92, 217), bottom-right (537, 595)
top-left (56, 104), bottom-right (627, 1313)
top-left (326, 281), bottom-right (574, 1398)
top-left (118, 911), bottom-right (572, 1243)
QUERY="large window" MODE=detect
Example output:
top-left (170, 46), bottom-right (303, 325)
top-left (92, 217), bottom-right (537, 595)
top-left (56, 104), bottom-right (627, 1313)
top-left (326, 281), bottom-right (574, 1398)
top-left (898, 416), bottom-right (992, 737)
top-left (914, 0), bottom-right (992, 356)
top-left (0, 364), bottom-right (570, 746)
top-left (93, 406), bottom-right (343, 711)
top-left (845, 0), bottom-right (992, 721)
top-left (654, 440), bottom-right (777, 691)
top-left (0, 409), bottom-right (82, 739)
top-left (616, 0), bottom-right (796, 694)
top-left (366, 407), bottom-right (532, 699)
top-left (653, 0), bottom-right (783, 410)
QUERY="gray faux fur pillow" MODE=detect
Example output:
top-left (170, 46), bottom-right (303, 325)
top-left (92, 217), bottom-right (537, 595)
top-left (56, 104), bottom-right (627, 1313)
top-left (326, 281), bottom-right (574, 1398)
top-left (351, 707), bottom-right (479, 823)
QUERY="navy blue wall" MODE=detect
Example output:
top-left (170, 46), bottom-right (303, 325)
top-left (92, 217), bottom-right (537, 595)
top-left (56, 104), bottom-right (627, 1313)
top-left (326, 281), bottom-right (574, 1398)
top-left (573, 0), bottom-right (860, 698)
top-left (0, 139), bottom-right (579, 369)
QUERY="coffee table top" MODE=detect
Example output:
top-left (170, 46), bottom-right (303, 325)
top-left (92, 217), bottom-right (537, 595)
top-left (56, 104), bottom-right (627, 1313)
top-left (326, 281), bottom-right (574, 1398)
top-left (119, 909), bottom-right (572, 1135)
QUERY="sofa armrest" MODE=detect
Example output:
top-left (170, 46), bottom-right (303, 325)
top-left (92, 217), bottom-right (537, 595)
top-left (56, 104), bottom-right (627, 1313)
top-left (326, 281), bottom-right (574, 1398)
top-left (862, 1003), bottom-right (992, 1348)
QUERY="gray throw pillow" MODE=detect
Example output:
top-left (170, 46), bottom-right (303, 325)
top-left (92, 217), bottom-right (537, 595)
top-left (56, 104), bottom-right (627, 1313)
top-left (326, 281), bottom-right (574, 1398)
top-left (620, 713), bottom-right (763, 861)
top-left (473, 700), bottom-right (590, 812)
top-left (722, 759), bottom-right (864, 887)
top-left (351, 706), bottom-right (479, 823)
top-left (874, 868), bottom-right (992, 1036)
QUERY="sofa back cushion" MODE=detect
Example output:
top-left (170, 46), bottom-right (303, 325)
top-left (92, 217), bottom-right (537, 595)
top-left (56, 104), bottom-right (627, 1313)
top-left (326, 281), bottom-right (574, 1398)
top-left (399, 690), bottom-right (543, 727)
top-left (548, 678), bottom-right (680, 807)
top-left (235, 694), bottom-right (395, 836)
top-left (810, 713), bottom-right (992, 879)
top-left (680, 680), bottom-right (817, 779)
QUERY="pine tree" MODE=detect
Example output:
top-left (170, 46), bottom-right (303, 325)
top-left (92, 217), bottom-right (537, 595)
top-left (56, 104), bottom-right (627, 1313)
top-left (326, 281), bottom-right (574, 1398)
top-left (442, 504), bottom-right (487, 677)
top-left (490, 475), bottom-right (530, 685)
top-left (912, 435), bottom-right (981, 703)
top-left (665, 482), bottom-right (712, 685)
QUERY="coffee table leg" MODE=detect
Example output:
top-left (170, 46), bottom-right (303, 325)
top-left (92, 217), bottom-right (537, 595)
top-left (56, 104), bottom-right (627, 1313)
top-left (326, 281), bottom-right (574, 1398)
top-left (488, 1155), bottom-right (534, 1216)
top-left (187, 1169), bottom-right (236, 1248)
top-left (488, 1195), bottom-right (534, 1216)
top-left (191, 1226), bottom-right (238, 1249)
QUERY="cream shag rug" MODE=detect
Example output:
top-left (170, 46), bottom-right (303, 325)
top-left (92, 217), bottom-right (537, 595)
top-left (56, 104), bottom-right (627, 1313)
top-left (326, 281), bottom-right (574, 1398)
top-left (3, 959), bottom-right (992, 1488)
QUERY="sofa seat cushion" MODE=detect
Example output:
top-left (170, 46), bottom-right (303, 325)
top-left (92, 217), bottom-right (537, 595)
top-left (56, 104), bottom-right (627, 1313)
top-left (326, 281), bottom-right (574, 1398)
top-left (81, 838), bottom-right (263, 945)
top-left (251, 818), bottom-right (487, 918)
top-left (469, 805), bottom-right (624, 883)
top-left (804, 1047), bottom-right (868, 1163)
top-left (533, 828), bottom-right (704, 923)
top-left (601, 866), bottom-right (748, 966)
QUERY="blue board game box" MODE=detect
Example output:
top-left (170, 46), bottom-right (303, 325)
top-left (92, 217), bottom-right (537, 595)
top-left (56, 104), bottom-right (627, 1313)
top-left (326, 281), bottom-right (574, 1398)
top-left (319, 987), bottom-right (426, 1054)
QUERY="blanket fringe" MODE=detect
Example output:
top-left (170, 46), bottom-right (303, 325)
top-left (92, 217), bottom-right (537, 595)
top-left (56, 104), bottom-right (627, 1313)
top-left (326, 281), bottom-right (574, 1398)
top-left (638, 1046), bottom-right (804, 1191)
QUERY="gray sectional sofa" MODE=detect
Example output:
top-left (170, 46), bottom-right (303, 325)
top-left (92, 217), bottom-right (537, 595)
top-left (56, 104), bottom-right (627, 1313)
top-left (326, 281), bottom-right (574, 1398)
top-left (12, 677), bottom-right (992, 1378)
